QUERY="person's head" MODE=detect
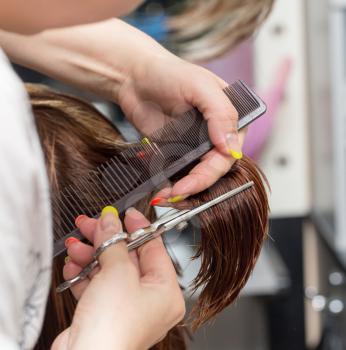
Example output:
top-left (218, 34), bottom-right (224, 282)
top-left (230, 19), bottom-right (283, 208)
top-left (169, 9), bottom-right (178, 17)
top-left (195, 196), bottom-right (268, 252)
top-left (28, 83), bottom-right (269, 349)
top-left (169, 0), bottom-right (275, 61)
top-left (0, 0), bottom-right (144, 33)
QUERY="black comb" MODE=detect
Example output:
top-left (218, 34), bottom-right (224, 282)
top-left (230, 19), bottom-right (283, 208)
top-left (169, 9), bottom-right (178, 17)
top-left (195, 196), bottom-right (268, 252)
top-left (53, 80), bottom-right (266, 257)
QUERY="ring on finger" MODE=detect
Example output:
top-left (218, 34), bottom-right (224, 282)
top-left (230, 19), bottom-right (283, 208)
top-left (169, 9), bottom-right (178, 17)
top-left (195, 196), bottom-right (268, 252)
top-left (94, 232), bottom-right (128, 261)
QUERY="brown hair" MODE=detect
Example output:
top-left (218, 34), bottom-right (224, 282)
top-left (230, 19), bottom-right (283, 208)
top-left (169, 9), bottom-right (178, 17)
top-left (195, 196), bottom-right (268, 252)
top-left (28, 84), bottom-right (269, 349)
top-left (168, 0), bottom-right (275, 61)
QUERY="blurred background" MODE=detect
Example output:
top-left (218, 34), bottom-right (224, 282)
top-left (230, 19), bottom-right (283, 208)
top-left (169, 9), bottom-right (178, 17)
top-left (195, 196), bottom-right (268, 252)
top-left (14, 0), bottom-right (346, 349)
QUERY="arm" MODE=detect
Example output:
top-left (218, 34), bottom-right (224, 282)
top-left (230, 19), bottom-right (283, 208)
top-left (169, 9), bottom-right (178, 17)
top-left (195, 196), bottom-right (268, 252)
top-left (0, 0), bottom-right (141, 34)
top-left (0, 19), bottom-right (244, 200)
top-left (0, 19), bottom-right (164, 102)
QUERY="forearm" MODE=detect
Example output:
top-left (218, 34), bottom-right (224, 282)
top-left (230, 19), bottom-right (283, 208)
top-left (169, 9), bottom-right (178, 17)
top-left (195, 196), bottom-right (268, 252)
top-left (0, 18), bottom-right (165, 102)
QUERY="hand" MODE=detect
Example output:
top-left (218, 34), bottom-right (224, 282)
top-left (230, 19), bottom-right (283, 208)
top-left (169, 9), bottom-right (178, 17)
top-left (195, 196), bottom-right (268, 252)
top-left (52, 207), bottom-right (185, 350)
top-left (119, 49), bottom-right (245, 204)
top-left (0, 19), bottom-right (245, 201)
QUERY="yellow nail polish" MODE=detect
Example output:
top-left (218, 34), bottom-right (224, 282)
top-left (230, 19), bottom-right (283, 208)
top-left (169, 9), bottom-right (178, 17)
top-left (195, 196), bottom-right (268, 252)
top-left (64, 256), bottom-right (70, 264)
top-left (141, 137), bottom-right (151, 145)
top-left (168, 195), bottom-right (186, 203)
top-left (228, 149), bottom-right (243, 160)
top-left (101, 206), bottom-right (119, 219)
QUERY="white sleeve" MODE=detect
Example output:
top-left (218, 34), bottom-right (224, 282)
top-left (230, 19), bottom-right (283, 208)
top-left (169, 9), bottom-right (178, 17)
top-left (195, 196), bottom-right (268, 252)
top-left (0, 335), bottom-right (20, 350)
top-left (0, 49), bottom-right (52, 350)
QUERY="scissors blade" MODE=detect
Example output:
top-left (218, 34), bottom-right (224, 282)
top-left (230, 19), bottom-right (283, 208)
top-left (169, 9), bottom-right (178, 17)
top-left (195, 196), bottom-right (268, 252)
top-left (163, 181), bottom-right (255, 231)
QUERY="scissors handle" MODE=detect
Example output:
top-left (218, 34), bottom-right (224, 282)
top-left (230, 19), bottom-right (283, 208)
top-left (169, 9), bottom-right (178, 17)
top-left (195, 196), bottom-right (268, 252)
top-left (56, 226), bottom-right (166, 293)
top-left (56, 259), bottom-right (99, 293)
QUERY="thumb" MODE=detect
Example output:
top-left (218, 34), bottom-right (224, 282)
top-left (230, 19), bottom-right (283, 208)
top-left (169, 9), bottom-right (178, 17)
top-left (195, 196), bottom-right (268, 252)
top-left (94, 206), bottom-right (129, 268)
top-left (192, 81), bottom-right (242, 159)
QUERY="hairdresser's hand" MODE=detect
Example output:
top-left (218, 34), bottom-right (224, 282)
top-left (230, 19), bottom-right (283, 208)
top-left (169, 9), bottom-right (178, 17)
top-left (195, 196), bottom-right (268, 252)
top-left (52, 207), bottom-right (185, 350)
top-left (119, 52), bottom-right (245, 203)
top-left (0, 19), bottom-right (244, 203)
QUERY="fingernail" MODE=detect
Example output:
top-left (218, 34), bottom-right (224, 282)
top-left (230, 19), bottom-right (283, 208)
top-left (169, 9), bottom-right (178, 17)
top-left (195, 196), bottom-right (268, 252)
top-left (65, 237), bottom-right (79, 248)
top-left (167, 195), bottom-right (189, 203)
top-left (75, 214), bottom-right (87, 227)
top-left (125, 207), bottom-right (143, 219)
top-left (136, 151), bottom-right (146, 159)
top-left (101, 206), bottom-right (119, 219)
top-left (141, 137), bottom-right (151, 145)
top-left (150, 197), bottom-right (163, 206)
top-left (101, 206), bottom-right (119, 229)
top-left (226, 133), bottom-right (243, 160)
top-left (64, 256), bottom-right (70, 264)
top-left (125, 207), bottom-right (136, 215)
top-left (228, 149), bottom-right (243, 160)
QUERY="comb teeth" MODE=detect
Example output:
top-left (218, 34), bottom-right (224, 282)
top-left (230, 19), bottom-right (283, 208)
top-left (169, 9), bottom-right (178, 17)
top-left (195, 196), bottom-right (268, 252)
top-left (224, 81), bottom-right (260, 118)
top-left (53, 80), bottom-right (266, 257)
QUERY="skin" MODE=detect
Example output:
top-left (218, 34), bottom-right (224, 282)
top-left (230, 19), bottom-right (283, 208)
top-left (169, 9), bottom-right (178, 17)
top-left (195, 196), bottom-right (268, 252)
top-left (0, 0), bottom-right (142, 33)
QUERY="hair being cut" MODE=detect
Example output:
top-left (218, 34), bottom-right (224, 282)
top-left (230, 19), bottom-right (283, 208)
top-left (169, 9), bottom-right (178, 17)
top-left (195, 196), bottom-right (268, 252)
top-left (28, 84), bottom-right (269, 350)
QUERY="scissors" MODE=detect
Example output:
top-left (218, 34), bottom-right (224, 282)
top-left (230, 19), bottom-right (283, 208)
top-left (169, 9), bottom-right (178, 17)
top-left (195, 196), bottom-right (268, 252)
top-left (56, 181), bottom-right (254, 293)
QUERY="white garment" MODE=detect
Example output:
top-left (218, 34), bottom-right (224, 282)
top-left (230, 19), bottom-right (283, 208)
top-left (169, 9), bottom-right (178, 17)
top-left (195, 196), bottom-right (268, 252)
top-left (0, 49), bottom-right (52, 349)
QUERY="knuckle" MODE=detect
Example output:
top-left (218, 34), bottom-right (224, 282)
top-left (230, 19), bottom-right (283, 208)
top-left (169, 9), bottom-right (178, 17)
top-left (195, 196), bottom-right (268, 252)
top-left (231, 105), bottom-right (239, 119)
top-left (165, 285), bottom-right (185, 322)
top-left (101, 259), bottom-right (137, 285)
top-left (137, 238), bottom-right (162, 255)
top-left (172, 293), bottom-right (186, 323)
top-left (161, 282), bottom-right (186, 324)
top-left (219, 104), bottom-right (238, 120)
top-left (190, 170), bottom-right (212, 188)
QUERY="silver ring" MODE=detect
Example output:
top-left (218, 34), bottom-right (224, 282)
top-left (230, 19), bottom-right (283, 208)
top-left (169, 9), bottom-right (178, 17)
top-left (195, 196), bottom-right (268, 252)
top-left (94, 232), bottom-right (128, 261)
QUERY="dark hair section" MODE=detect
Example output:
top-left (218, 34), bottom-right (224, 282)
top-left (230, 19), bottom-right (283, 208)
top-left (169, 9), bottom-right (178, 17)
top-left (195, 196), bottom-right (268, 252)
top-left (28, 84), bottom-right (269, 350)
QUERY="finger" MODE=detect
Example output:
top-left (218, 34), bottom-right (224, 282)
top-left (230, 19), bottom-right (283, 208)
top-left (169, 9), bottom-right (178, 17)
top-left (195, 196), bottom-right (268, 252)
top-left (191, 79), bottom-right (242, 158)
top-left (124, 206), bottom-right (173, 281)
top-left (129, 250), bottom-right (140, 271)
top-left (67, 241), bottom-right (95, 267)
top-left (94, 206), bottom-right (129, 268)
top-left (77, 217), bottom-right (98, 242)
top-left (88, 265), bottom-right (100, 280)
top-left (124, 207), bottom-right (152, 272)
top-left (138, 235), bottom-right (177, 284)
top-left (124, 207), bottom-right (151, 232)
top-left (63, 215), bottom-right (96, 249)
top-left (149, 150), bottom-right (233, 202)
top-left (170, 149), bottom-right (234, 197)
top-left (150, 187), bottom-right (173, 207)
top-left (151, 129), bottom-right (247, 201)
top-left (63, 261), bottom-right (90, 300)
top-left (130, 208), bottom-right (177, 284)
